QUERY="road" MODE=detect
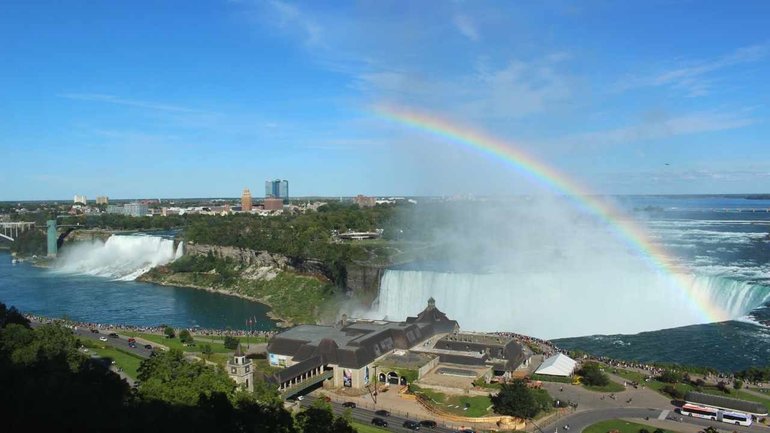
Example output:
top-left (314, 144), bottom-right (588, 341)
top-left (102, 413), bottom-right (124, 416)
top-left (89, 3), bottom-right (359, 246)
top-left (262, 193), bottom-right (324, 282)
top-left (545, 407), bottom-right (768, 433)
top-left (305, 396), bottom-right (462, 433)
top-left (72, 326), bottom-right (156, 358)
top-left (30, 320), bottom-right (156, 358)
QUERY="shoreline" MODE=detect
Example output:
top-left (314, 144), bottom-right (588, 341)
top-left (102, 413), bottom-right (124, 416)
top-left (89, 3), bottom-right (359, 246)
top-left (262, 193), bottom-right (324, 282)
top-left (137, 275), bottom-right (293, 328)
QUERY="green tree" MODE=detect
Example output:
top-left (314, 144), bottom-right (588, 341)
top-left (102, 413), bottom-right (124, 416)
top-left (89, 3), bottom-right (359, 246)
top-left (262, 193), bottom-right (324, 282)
top-left (163, 326), bottom-right (175, 339)
top-left (657, 370), bottom-right (683, 384)
top-left (138, 349), bottom-right (236, 406)
top-left (201, 344), bottom-right (213, 359)
top-left (491, 379), bottom-right (550, 419)
top-left (661, 385), bottom-right (684, 399)
top-left (734, 379), bottom-right (744, 390)
top-left (577, 362), bottom-right (610, 387)
top-left (224, 335), bottom-right (239, 350)
top-left (295, 399), bottom-right (356, 433)
top-left (0, 304), bottom-right (30, 328)
top-left (179, 329), bottom-right (193, 344)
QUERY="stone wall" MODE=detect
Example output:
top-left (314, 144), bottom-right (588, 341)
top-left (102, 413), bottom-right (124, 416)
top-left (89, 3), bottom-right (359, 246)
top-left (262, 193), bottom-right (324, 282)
top-left (185, 242), bottom-right (334, 282)
top-left (344, 263), bottom-right (385, 300)
top-left (62, 229), bottom-right (113, 243)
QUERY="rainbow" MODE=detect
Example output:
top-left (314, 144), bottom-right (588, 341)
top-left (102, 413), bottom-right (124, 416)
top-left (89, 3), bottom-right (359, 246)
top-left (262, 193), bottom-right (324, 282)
top-left (373, 104), bottom-right (728, 323)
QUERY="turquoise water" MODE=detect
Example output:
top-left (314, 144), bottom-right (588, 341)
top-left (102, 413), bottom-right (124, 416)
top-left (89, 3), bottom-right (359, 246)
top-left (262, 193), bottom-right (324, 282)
top-left (0, 251), bottom-right (276, 331)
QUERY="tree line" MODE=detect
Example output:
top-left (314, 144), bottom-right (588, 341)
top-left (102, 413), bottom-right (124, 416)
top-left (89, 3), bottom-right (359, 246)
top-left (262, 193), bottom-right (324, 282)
top-left (0, 302), bottom-right (358, 433)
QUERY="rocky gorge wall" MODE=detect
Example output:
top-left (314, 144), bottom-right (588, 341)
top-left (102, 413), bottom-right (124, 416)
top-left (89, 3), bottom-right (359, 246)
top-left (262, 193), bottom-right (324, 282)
top-left (185, 242), bottom-right (389, 297)
top-left (184, 242), bottom-right (335, 282)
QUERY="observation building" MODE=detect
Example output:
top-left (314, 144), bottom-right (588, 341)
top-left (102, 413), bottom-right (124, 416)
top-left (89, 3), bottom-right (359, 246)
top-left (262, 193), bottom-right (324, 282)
top-left (264, 298), bottom-right (531, 396)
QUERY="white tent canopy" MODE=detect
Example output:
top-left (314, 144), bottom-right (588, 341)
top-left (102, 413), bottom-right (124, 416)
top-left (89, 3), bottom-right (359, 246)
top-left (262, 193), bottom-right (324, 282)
top-left (535, 353), bottom-right (577, 377)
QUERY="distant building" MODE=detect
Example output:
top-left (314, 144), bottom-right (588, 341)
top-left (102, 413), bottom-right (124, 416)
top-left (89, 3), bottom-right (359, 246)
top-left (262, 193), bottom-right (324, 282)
top-left (124, 202), bottom-right (149, 217)
top-left (263, 197), bottom-right (284, 211)
top-left (265, 179), bottom-right (289, 201)
top-left (73, 195), bottom-right (87, 205)
top-left (95, 196), bottom-right (109, 205)
top-left (227, 345), bottom-right (254, 392)
top-left (241, 188), bottom-right (253, 212)
top-left (354, 195), bottom-right (376, 208)
top-left (106, 205), bottom-right (125, 215)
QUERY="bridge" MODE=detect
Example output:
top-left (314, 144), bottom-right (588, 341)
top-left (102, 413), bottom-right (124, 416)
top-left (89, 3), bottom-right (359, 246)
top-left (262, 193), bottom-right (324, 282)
top-left (0, 222), bottom-right (36, 242)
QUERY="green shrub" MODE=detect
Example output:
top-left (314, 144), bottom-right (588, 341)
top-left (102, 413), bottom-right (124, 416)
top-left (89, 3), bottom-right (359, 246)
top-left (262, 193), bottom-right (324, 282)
top-left (577, 362), bottom-right (609, 387)
top-left (224, 336), bottom-right (239, 350)
top-left (661, 385), bottom-right (684, 399)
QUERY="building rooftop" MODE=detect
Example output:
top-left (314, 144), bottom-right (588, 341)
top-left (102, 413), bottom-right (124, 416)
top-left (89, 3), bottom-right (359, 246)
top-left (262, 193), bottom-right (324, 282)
top-left (376, 351), bottom-right (437, 371)
top-left (268, 299), bottom-right (458, 369)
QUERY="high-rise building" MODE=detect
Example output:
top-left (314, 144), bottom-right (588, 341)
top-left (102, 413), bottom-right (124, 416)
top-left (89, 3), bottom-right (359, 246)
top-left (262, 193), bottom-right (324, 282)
top-left (241, 188), bottom-right (253, 212)
top-left (73, 195), bottom-right (87, 204)
top-left (95, 196), bottom-right (109, 205)
top-left (265, 179), bottom-right (289, 201)
top-left (124, 202), bottom-right (149, 217)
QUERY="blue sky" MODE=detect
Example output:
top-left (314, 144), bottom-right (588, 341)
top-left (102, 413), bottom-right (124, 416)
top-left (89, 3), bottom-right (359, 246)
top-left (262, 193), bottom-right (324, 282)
top-left (1, 0), bottom-right (769, 200)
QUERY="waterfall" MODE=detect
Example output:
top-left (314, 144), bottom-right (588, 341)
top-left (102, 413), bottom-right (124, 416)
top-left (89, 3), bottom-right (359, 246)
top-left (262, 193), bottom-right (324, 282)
top-left (55, 234), bottom-right (182, 281)
top-left (372, 269), bottom-right (770, 339)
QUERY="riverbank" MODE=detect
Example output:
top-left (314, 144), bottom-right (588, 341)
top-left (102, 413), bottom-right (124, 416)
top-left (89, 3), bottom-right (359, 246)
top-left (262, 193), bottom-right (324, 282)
top-left (138, 261), bottom-right (344, 327)
top-left (138, 273), bottom-right (294, 327)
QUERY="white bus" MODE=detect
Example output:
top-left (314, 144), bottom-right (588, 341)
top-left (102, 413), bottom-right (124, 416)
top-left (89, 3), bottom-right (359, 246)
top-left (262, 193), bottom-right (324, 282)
top-left (680, 404), bottom-right (753, 426)
top-left (680, 403), bottom-right (718, 420)
top-left (720, 411), bottom-right (752, 427)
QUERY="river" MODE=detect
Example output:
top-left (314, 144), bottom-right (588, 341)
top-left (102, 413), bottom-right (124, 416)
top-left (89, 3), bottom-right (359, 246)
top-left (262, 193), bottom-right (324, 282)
top-left (0, 249), bottom-right (276, 331)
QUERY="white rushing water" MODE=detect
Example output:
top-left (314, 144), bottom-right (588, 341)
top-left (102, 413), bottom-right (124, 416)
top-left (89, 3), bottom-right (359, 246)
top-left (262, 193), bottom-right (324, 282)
top-left (372, 269), bottom-right (770, 339)
top-left (56, 234), bottom-right (183, 281)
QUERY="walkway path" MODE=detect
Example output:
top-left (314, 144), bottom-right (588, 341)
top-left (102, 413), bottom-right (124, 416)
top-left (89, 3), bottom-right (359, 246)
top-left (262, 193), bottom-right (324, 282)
top-left (539, 375), bottom-right (670, 413)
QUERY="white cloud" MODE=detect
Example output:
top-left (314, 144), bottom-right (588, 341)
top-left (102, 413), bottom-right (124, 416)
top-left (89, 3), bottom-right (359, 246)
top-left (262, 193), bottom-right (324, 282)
top-left (453, 14), bottom-right (479, 41)
top-left (259, 0), bottom-right (323, 46)
top-left (616, 44), bottom-right (769, 97)
top-left (568, 111), bottom-right (756, 146)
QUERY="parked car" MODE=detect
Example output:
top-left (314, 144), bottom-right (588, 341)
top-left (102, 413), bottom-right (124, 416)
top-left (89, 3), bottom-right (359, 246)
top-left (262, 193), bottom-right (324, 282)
top-left (419, 420), bottom-right (437, 428)
top-left (403, 420), bottom-right (420, 430)
top-left (128, 342), bottom-right (136, 348)
top-left (459, 429), bottom-right (477, 433)
top-left (108, 333), bottom-right (119, 338)
top-left (371, 417), bottom-right (388, 427)
top-left (127, 338), bottom-right (136, 343)
top-left (90, 329), bottom-right (99, 333)
top-left (99, 336), bottom-right (108, 342)
top-left (374, 409), bottom-right (390, 417)
top-left (144, 344), bottom-right (153, 350)
top-left (342, 402), bottom-right (356, 408)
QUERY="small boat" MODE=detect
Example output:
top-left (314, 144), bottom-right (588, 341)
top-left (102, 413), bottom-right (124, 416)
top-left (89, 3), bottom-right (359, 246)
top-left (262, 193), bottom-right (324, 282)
top-left (11, 258), bottom-right (18, 264)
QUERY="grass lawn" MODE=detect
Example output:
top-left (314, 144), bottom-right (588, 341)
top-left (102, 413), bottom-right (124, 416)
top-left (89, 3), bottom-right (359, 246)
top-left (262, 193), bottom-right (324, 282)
top-left (584, 381), bottom-right (626, 393)
top-left (412, 385), bottom-right (493, 418)
top-left (584, 419), bottom-right (676, 433)
top-left (531, 373), bottom-right (573, 384)
top-left (121, 332), bottom-right (233, 354)
top-left (82, 343), bottom-right (144, 379)
top-left (611, 368), bottom-right (770, 412)
top-left (612, 369), bottom-right (694, 397)
top-left (699, 387), bottom-right (770, 413)
top-left (351, 422), bottom-right (390, 433)
top-left (196, 335), bottom-right (268, 344)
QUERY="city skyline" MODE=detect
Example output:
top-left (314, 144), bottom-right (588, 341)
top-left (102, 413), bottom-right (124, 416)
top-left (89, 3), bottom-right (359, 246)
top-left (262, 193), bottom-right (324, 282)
top-left (2, 1), bottom-right (769, 200)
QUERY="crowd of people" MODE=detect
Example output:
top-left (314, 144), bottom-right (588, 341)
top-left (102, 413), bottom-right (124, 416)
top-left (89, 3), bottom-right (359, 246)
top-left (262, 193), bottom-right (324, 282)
top-left (23, 314), bottom-right (277, 339)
